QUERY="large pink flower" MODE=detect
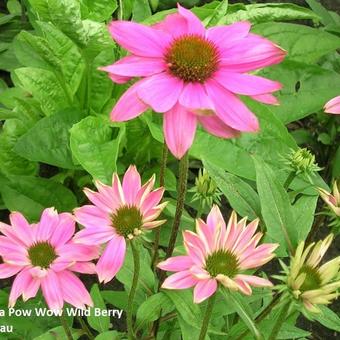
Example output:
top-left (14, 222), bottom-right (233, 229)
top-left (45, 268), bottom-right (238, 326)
top-left (158, 206), bottom-right (278, 303)
top-left (101, 4), bottom-right (285, 158)
top-left (74, 166), bottom-right (166, 284)
top-left (324, 95), bottom-right (340, 114)
top-left (0, 208), bottom-right (98, 310)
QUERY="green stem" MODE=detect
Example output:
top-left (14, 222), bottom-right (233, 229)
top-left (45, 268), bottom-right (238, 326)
top-left (77, 316), bottom-right (94, 339)
top-left (198, 294), bottom-right (216, 340)
top-left (165, 153), bottom-right (189, 259)
top-left (268, 301), bottom-right (291, 340)
top-left (59, 313), bottom-right (73, 340)
top-left (152, 143), bottom-right (168, 269)
top-left (283, 171), bottom-right (295, 190)
top-left (127, 241), bottom-right (140, 340)
top-left (118, 0), bottom-right (123, 20)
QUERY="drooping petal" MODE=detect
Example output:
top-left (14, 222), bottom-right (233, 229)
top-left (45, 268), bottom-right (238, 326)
top-left (177, 4), bottom-right (205, 36)
top-left (69, 262), bottom-right (96, 275)
top-left (108, 73), bottom-right (132, 84)
top-left (96, 235), bottom-right (126, 284)
top-left (141, 188), bottom-right (164, 215)
top-left (41, 270), bottom-right (64, 310)
top-left (108, 21), bottom-right (171, 57)
top-left (179, 82), bottom-right (214, 111)
top-left (324, 95), bottom-right (340, 114)
top-left (9, 268), bottom-right (34, 307)
top-left (58, 271), bottom-right (93, 309)
top-left (50, 213), bottom-right (75, 247)
top-left (158, 256), bottom-right (194, 272)
top-left (163, 104), bottom-right (197, 159)
top-left (205, 79), bottom-right (259, 132)
top-left (234, 277), bottom-right (252, 295)
top-left (198, 115), bottom-right (240, 139)
top-left (235, 274), bottom-right (273, 288)
top-left (153, 13), bottom-right (188, 37)
top-left (220, 33), bottom-right (286, 72)
top-left (250, 93), bottom-right (279, 105)
top-left (193, 279), bottom-right (217, 303)
top-left (9, 212), bottom-right (34, 246)
top-left (22, 276), bottom-right (40, 301)
top-left (207, 22), bottom-right (251, 50)
top-left (100, 55), bottom-right (165, 78)
top-left (0, 263), bottom-right (22, 279)
top-left (162, 270), bottom-right (198, 289)
top-left (215, 71), bottom-right (282, 96)
top-left (111, 80), bottom-right (148, 122)
top-left (137, 73), bottom-right (183, 113)
top-left (57, 243), bottom-right (99, 262)
top-left (122, 165), bottom-right (141, 205)
top-left (74, 205), bottom-right (112, 230)
top-left (73, 226), bottom-right (115, 245)
top-left (35, 208), bottom-right (60, 242)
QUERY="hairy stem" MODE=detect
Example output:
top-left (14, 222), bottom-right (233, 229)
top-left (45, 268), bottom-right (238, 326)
top-left (152, 143), bottom-right (168, 269)
top-left (77, 316), bottom-right (94, 339)
top-left (60, 313), bottom-right (73, 340)
top-left (268, 301), bottom-right (291, 340)
top-left (198, 294), bottom-right (216, 340)
top-left (127, 241), bottom-right (140, 340)
top-left (283, 171), bottom-right (295, 190)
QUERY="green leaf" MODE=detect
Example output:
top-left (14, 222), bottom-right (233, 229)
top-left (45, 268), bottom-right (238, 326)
top-left (81, 0), bottom-right (118, 22)
top-left (33, 327), bottom-right (84, 340)
top-left (132, 0), bottom-right (152, 22)
top-left (37, 21), bottom-right (86, 95)
top-left (220, 289), bottom-right (262, 340)
top-left (7, 0), bottom-right (22, 15)
top-left (135, 292), bottom-right (173, 331)
top-left (101, 291), bottom-right (128, 310)
top-left (95, 331), bottom-right (121, 340)
top-left (314, 305), bottom-right (340, 332)
top-left (253, 22), bottom-right (340, 63)
top-left (88, 48), bottom-right (115, 113)
top-left (87, 284), bottom-right (110, 333)
top-left (70, 116), bottom-right (125, 184)
top-left (14, 108), bottom-right (83, 169)
top-left (258, 61), bottom-right (340, 123)
top-left (253, 156), bottom-right (296, 253)
top-left (0, 118), bottom-right (38, 176)
top-left (206, 0), bottom-right (228, 26)
top-left (0, 175), bottom-right (77, 221)
top-left (292, 195), bottom-right (318, 242)
top-left (203, 160), bottom-right (261, 220)
top-left (305, 0), bottom-right (336, 26)
top-left (15, 67), bottom-right (70, 115)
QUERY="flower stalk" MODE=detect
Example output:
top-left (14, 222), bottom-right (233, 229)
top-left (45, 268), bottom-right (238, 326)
top-left (198, 294), bottom-right (216, 340)
top-left (166, 152), bottom-right (189, 259)
top-left (60, 312), bottom-right (73, 340)
top-left (127, 241), bottom-right (140, 340)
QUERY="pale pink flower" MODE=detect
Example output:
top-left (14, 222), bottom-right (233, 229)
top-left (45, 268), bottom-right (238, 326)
top-left (101, 4), bottom-right (285, 158)
top-left (74, 166), bottom-right (166, 284)
top-left (0, 208), bottom-right (98, 310)
top-left (158, 206), bottom-right (278, 303)
top-left (324, 95), bottom-right (340, 114)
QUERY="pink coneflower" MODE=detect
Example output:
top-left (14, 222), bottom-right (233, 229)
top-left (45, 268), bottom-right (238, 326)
top-left (101, 4), bottom-right (285, 158)
top-left (74, 165), bottom-right (166, 284)
top-left (0, 209), bottom-right (98, 310)
top-left (158, 206), bottom-right (278, 303)
top-left (324, 96), bottom-right (340, 114)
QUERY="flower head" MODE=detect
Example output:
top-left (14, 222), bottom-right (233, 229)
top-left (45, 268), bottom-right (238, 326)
top-left (74, 165), bottom-right (166, 283)
top-left (0, 208), bottom-right (98, 310)
top-left (284, 148), bottom-right (321, 178)
top-left (101, 4), bottom-right (285, 159)
top-left (158, 206), bottom-right (278, 303)
top-left (277, 235), bottom-right (340, 313)
top-left (324, 95), bottom-right (340, 114)
top-left (318, 181), bottom-right (340, 217)
top-left (191, 169), bottom-right (221, 209)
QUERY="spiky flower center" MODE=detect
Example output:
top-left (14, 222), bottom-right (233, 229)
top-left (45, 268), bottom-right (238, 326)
top-left (205, 250), bottom-right (239, 278)
top-left (111, 206), bottom-right (143, 238)
top-left (165, 35), bottom-right (219, 83)
top-left (299, 265), bottom-right (322, 291)
top-left (28, 242), bottom-right (57, 268)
